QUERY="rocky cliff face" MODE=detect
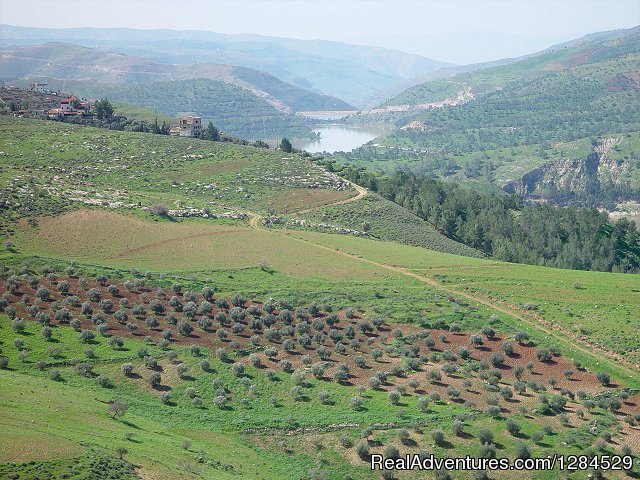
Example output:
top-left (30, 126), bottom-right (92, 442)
top-left (502, 137), bottom-right (627, 205)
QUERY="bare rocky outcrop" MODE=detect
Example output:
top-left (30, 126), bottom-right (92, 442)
top-left (502, 137), bottom-right (627, 203)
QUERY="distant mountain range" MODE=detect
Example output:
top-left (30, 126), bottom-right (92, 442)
top-left (0, 41), bottom-right (353, 114)
top-left (0, 24), bottom-right (451, 105)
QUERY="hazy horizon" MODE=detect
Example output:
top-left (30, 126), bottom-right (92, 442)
top-left (1, 0), bottom-right (638, 64)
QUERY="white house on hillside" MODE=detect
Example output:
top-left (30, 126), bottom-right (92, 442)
top-left (178, 116), bottom-right (202, 137)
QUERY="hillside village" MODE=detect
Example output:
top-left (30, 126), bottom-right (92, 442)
top-left (0, 86), bottom-right (205, 137)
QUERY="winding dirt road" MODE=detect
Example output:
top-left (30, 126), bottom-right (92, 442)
top-left (294, 180), bottom-right (367, 215)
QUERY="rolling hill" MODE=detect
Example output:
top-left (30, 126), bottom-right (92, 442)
top-left (0, 116), bottom-right (639, 479)
top-left (74, 78), bottom-right (317, 140)
top-left (0, 42), bottom-right (354, 114)
top-left (0, 24), bottom-right (451, 105)
top-left (337, 26), bottom-right (640, 212)
top-left (381, 26), bottom-right (640, 108)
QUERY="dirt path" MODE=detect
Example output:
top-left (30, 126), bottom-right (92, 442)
top-left (294, 180), bottom-right (367, 215)
top-left (247, 195), bottom-right (640, 378)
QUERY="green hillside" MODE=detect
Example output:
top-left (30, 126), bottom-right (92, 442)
top-left (0, 115), bottom-right (639, 479)
top-left (383, 26), bottom-right (640, 106)
top-left (111, 102), bottom-right (175, 125)
top-left (336, 28), bottom-right (640, 212)
top-left (76, 78), bottom-right (314, 140)
top-left (0, 117), bottom-right (474, 258)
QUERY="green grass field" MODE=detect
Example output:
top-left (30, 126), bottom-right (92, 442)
top-left (1, 115), bottom-right (639, 479)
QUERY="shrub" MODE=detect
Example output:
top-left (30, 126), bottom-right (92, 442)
top-left (74, 362), bottom-right (93, 377)
top-left (333, 368), bottom-right (348, 384)
top-left (97, 375), bottom-right (111, 388)
top-left (596, 372), bottom-right (611, 386)
top-left (446, 386), bottom-right (460, 399)
top-left (231, 363), bottom-right (245, 377)
top-left (515, 443), bottom-right (531, 460)
top-left (490, 352), bottom-right (505, 367)
top-left (112, 309), bottom-right (127, 324)
top-left (452, 419), bottom-right (465, 436)
top-left (145, 317), bottom-right (160, 330)
top-left (427, 370), bottom-right (442, 383)
top-left (442, 362), bottom-right (458, 375)
top-left (470, 335), bottom-right (483, 348)
top-left (388, 390), bottom-right (401, 405)
top-left (214, 395), bottom-right (228, 408)
top-left (177, 321), bottom-right (193, 337)
top-left (309, 363), bottom-right (324, 379)
top-left (0, 357), bottom-right (8, 369)
top-left (487, 406), bottom-right (501, 417)
top-left (530, 431), bottom-right (544, 444)
top-left (278, 359), bottom-right (293, 372)
top-left (177, 363), bottom-right (190, 378)
top-left (283, 338), bottom-right (296, 352)
top-left (230, 294), bottom-right (245, 307)
top-left (314, 345), bottom-right (330, 360)
top-left (431, 429), bottom-right (447, 447)
top-left (536, 349), bottom-right (552, 362)
top-left (349, 396), bottom-right (363, 410)
top-left (417, 396), bottom-right (430, 412)
top-left (121, 363), bottom-right (134, 376)
top-left (478, 429), bottom-right (493, 445)
top-left (11, 317), bottom-right (25, 332)
top-left (35, 286), bottom-right (51, 301)
top-left (147, 372), bottom-right (161, 386)
top-left (290, 385), bottom-right (303, 400)
top-left (355, 355), bottom-right (367, 368)
top-left (506, 418), bottom-right (521, 436)
top-left (356, 441), bottom-right (369, 459)
top-left (79, 329), bottom-right (95, 343)
top-left (383, 444), bottom-right (400, 459)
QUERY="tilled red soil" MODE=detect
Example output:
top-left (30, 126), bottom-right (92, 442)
top-left (0, 275), bottom-right (635, 415)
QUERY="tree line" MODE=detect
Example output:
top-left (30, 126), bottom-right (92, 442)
top-left (335, 165), bottom-right (640, 273)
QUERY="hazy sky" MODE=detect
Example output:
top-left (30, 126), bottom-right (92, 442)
top-left (1, 0), bottom-right (639, 63)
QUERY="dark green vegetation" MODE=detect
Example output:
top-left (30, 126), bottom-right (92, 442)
top-left (337, 167), bottom-right (640, 273)
top-left (299, 192), bottom-right (483, 258)
top-left (338, 27), bottom-right (640, 211)
top-left (76, 78), bottom-right (315, 140)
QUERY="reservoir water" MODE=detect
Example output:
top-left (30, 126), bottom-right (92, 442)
top-left (292, 124), bottom-right (388, 154)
